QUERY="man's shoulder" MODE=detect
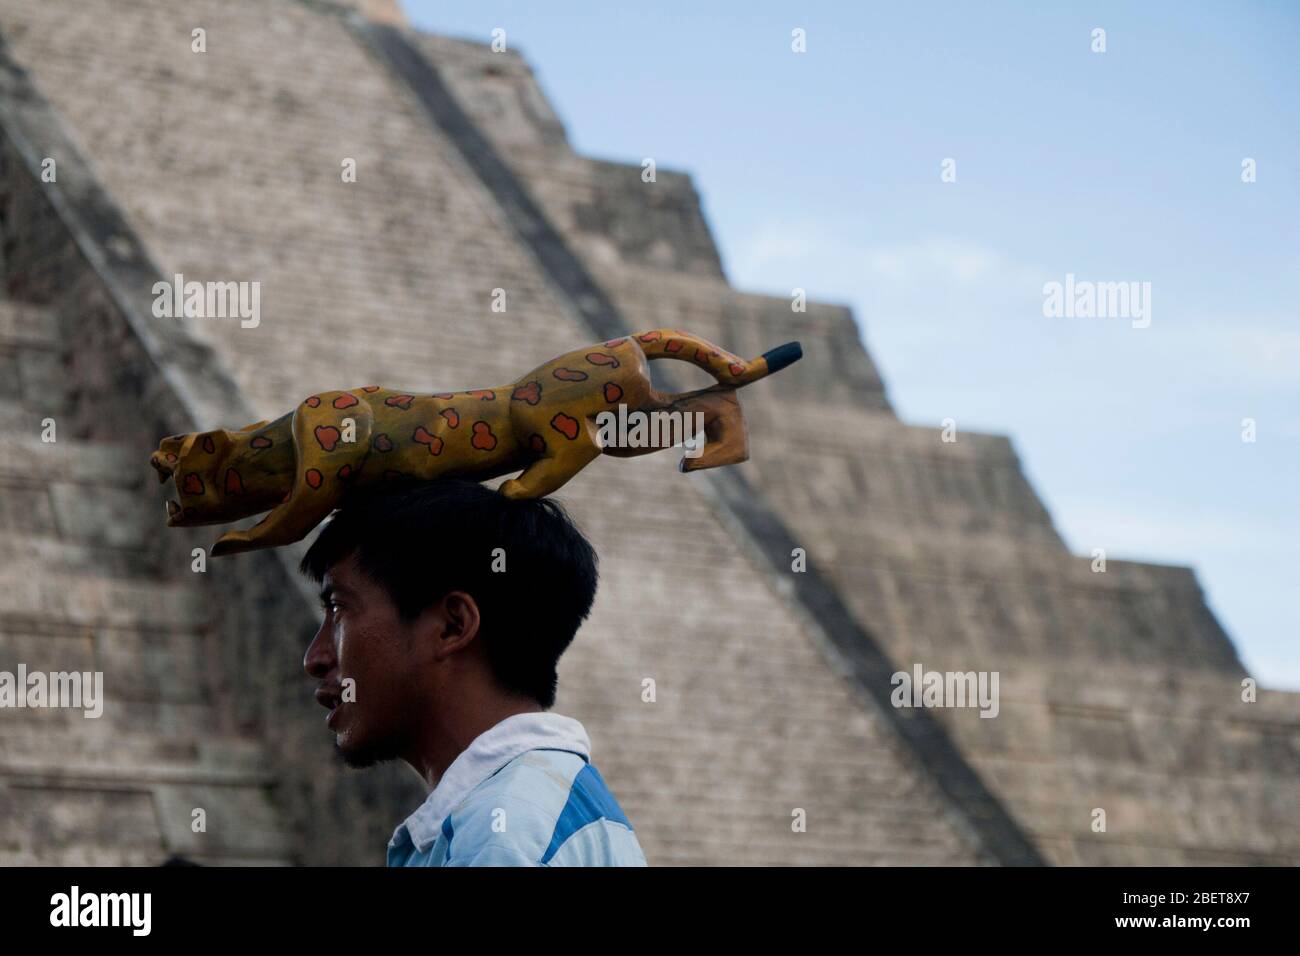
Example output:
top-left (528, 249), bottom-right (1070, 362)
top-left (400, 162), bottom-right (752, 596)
top-left (448, 748), bottom-right (586, 851)
top-left (443, 751), bottom-right (646, 867)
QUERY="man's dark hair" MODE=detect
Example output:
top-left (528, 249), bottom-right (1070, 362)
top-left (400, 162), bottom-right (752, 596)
top-left (300, 479), bottom-right (598, 708)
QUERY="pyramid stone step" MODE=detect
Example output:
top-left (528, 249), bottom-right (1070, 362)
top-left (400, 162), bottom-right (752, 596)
top-left (153, 782), bottom-right (293, 860)
top-left (92, 627), bottom-right (209, 703)
top-left (0, 625), bottom-right (209, 703)
top-left (49, 483), bottom-right (157, 550)
top-left (0, 300), bottom-right (60, 350)
top-left (0, 480), bottom-right (56, 537)
top-left (0, 302), bottom-right (69, 421)
top-left (0, 629), bottom-right (95, 686)
top-left (0, 778), bottom-right (291, 865)
top-left (0, 785), bottom-right (165, 866)
top-left (0, 568), bottom-right (209, 630)
top-left (0, 354), bottom-right (70, 423)
top-left (0, 726), bottom-right (275, 786)
top-left (0, 470), bottom-right (158, 549)
top-left (0, 529), bottom-right (156, 575)
top-left (0, 436), bottom-right (143, 487)
top-left (0, 402), bottom-right (64, 434)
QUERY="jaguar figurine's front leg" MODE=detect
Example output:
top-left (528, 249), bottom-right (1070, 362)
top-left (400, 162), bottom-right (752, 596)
top-left (211, 390), bottom-right (373, 556)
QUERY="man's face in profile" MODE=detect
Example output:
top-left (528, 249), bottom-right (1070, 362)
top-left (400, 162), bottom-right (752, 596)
top-left (303, 552), bottom-right (418, 768)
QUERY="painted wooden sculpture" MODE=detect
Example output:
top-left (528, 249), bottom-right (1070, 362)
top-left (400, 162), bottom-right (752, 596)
top-left (150, 329), bottom-right (803, 555)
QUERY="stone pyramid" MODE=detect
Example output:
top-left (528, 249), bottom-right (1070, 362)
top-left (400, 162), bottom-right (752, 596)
top-left (0, 0), bottom-right (1293, 865)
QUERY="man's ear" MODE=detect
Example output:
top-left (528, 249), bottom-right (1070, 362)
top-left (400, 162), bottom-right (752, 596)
top-left (426, 591), bottom-right (481, 660)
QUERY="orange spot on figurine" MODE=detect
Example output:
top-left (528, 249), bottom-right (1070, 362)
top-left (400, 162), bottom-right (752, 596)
top-left (314, 425), bottom-right (341, 452)
top-left (471, 422), bottom-right (498, 451)
top-left (550, 413), bottom-right (580, 441)
top-left (412, 426), bottom-right (443, 456)
top-left (512, 382), bottom-right (542, 405)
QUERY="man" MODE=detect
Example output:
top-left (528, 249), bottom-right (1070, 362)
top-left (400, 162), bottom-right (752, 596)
top-left (300, 479), bottom-right (646, 867)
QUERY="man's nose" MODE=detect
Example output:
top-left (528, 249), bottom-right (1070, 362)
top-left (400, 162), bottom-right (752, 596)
top-left (303, 622), bottom-right (335, 679)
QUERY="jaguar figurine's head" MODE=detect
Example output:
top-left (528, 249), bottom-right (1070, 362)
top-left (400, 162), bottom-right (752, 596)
top-left (150, 418), bottom-right (294, 526)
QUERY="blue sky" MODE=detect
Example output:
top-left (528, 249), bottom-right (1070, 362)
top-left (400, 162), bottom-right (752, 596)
top-left (404, 1), bottom-right (1299, 688)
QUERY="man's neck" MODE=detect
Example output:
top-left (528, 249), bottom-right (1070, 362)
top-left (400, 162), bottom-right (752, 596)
top-left (411, 697), bottom-right (544, 790)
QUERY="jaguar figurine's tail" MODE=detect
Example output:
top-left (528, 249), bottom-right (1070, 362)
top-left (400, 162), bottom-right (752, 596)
top-left (630, 329), bottom-right (802, 388)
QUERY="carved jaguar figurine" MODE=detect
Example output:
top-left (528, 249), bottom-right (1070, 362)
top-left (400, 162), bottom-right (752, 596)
top-left (150, 329), bottom-right (802, 556)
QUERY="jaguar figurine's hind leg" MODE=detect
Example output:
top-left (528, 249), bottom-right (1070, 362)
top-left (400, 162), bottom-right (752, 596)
top-left (676, 387), bottom-right (749, 472)
top-left (600, 385), bottom-right (750, 472)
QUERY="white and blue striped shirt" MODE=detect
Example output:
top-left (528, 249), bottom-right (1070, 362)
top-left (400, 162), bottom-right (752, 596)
top-left (387, 711), bottom-right (647, 867)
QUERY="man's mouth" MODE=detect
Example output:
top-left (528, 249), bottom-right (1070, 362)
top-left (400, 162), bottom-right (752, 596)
top-left (316, 686), bottom-right (343, 727)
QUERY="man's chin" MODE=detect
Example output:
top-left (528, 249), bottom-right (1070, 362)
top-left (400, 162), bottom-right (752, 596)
top-left (334, 739), bottom-right (381, 769)
top-left (332, 727), bottom-right (400, 769)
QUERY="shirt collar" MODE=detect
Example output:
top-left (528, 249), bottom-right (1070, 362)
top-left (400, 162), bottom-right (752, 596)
top-left (390, 711), bottom-right (591, 853)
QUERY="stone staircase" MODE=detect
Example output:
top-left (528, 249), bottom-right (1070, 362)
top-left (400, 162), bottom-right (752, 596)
top-left (0, 298), bottom-right (291, 865)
